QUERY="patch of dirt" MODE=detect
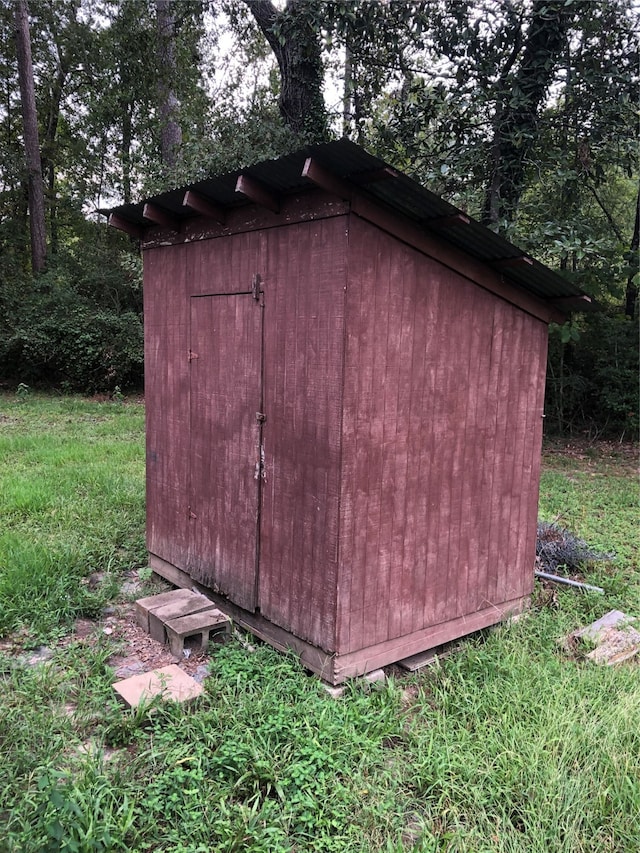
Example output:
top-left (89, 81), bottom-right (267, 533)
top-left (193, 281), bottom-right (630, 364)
top-left (543, 438), bottom-right (639, 474)
top-left (63, 602), bottom-right (215, 680)
top-left (104, 604), bottom-right (209, 678)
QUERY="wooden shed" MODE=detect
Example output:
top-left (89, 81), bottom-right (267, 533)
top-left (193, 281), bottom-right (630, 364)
top-left (109, 140), bottom-right (589, 683)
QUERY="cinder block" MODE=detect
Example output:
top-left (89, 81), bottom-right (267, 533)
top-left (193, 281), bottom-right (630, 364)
top-left (321, 683), bottom-right (346, 699)
top-left (147, 592), bottom-right (218, 643)
top-left (364, 668), bottom-right (386, 685)
top-left (164, 609), bottom-right (231, 657)
top-left (135, 588), bottom-right (198, 633)
top-left (113, 664), bottom-right (203, 707)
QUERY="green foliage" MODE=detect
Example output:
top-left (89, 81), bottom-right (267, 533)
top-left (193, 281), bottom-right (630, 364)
top-left (35, 766), bottom-right (135, 853)
top-left (546, 312), bottom-right (639, 439)
top-left (2, 0), bottom-right (638, 428)
top-left (0, 221), bottom-right (143, 394)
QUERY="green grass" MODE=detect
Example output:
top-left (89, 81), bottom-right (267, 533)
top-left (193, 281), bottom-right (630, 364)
top-left (0, 394), bottom-right (145, 642)
top-left (1, 396), bottom-right (638, 852)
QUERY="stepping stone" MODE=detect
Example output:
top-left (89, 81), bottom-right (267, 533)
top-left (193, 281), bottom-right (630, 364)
top-left (572, 610), bottom-right (640, 665)
top-left (113, 664), bottom-right (203, 707)
top-left (164, 608), bottom-right (230, 658)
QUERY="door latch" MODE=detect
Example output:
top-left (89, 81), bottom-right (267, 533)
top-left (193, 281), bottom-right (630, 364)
top-left (251, 273), bottom-right (262, 301)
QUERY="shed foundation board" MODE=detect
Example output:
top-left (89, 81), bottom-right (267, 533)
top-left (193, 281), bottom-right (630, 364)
top-left (149, 553), bottom-right (528, 684)
top-left (113, 665), bottom-right (203, 707)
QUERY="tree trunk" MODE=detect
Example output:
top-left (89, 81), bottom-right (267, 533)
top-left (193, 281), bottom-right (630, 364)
top-left (42, 58), bottom-right (69, 256)
top-left (248, 0), bottom-right (328, 140)
top-left (156, 0), bottom-right (182, 167)
top-left (625, 185), bottom-right (639, 318)
top-left (14, 0), bottom-right (46, 273)
top-left (482, 0), bottom-right (575, 226)
top-left (121, 102), bottom-right (133, 204)
top-left (343, 40), bottom-right (353, 139)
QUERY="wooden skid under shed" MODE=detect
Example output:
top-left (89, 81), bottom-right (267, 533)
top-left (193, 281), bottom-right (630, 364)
top-left (149, 553), bottom-right (528, 684)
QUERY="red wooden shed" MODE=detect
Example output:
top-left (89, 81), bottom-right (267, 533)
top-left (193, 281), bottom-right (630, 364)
top-left (109, 140), bottom-right (589, 683)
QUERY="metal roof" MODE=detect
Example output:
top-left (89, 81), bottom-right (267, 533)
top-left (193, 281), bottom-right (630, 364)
top-left (107, 138), bottom-right (590, 310)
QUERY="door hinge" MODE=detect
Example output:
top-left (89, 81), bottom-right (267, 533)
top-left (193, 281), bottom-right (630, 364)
top-left (188, 349), bottom-right (199, 362)
top-left (251, 273), bottom-right (262, 301)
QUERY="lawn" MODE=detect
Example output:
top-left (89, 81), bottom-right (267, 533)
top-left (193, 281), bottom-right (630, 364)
top-left (0, 394), bottom-right (638, 852)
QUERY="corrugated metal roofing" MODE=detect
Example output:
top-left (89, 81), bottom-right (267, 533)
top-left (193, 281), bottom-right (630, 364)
top-left (107, 138), bottom-right (589, 308)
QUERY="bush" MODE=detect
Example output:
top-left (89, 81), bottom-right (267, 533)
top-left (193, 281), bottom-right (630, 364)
top-left (0, 228), bottom-right (144, 394)
top-left (1, 293), bottom-right (143, 393)
top-left (545, 311), bottom-right (639, 440)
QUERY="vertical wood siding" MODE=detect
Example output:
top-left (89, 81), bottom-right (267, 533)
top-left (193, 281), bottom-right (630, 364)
top-left (146, 231), bottom-right (266, 577)
top-left (337, 216), bottom-right (547, 654)
top-left (144, 244), bottom-right (190, 569)
top-left (146, 209), bottom-right (548, 662)
top-left (188, 293), bottom-right (262, 611)
top-left (259, 217), bottom-right (348, 649)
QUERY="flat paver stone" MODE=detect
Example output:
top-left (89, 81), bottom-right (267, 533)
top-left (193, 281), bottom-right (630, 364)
top-left (113, 664), bottom-right (203, 707)
top-left (571, 610), bottom-right (640, 666)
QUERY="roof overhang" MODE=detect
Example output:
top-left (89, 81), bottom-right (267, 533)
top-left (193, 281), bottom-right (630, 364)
top-left (105, 139), bottom-right (593, 320)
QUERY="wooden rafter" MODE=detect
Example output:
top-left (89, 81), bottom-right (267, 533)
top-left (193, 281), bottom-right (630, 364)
top-left (350, 166), bottom-right (399, 185)
top-left (302, 158), bottom-right (353, 201)
top-left (108, 213), bottom-right (143, 238)
top-left (492, 255), bottom-right (534, 269)
top-left (182, 190), bottom-right (226, 224)
top-left (235, 174), bottom-right (279, 213)
top-left (143, 202), bottom-right (180, 230)
top-left (429, 213), bottom-right (471, 228)
top-left (551, 295), bottom-right (593, 310)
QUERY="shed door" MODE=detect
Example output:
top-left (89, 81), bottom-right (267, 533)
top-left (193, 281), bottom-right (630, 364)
top-left (188, 291), bottom-right (263, 611)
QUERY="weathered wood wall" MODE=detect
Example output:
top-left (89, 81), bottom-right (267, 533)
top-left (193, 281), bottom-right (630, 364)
top-left (337, 216), bottom-right (548, 654)
top-left (259, 217), bottom-right (347, 649)
top-left (145, 207), bottom-right (548, 668)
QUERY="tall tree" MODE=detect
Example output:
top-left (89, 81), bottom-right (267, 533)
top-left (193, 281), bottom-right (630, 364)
top-left (156, 0), bottom-right (182, 167)
top-left (247, 0), bottom-right (328, 140)
top-left (14, 0), bottom-right (45, 272)
top-left (482, 0), bottom-right (577, 225)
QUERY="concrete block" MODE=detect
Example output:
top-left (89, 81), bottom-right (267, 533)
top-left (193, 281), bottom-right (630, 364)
top-left (321, 683), bottom-right (346, 699)
top-left (574, 610), bottom-right (629, 643)
top-left (135, 588), bottom-right (197, 632)
top-left (364, 668), bottom-right (386, 685)
top-left (164, 609), bottom-right (231, 657)
top-left (570, 610), bottom-right (640, 666)
top-left (113, 664), bottom-right (203, 707)
top-left (147, 592), bottom-right (218, 643)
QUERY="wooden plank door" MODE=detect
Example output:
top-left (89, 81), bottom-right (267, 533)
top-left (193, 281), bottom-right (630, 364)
top-left (187, 292), bottom-right (263, 611)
